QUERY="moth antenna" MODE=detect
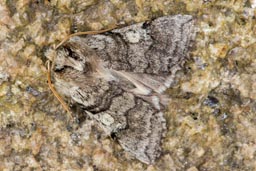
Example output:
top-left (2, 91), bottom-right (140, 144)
top-left (46, 60), bottom-right (72, 119)
top-left (55, 26), bottom-right (117, 49)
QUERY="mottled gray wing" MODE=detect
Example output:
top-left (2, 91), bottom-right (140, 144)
top-left (52, 14), bottom-right (195, 164)
top-left (115, 100), bottom-right (166, 164)
top-left (68, 14), bottom-right (195, 93)
top-left (53, 68), bottom-right (166, 164)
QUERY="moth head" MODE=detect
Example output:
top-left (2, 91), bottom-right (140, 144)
top-left (51, 36), bottom-right (100, 74)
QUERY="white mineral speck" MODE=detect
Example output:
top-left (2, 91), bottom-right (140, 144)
top-left (187, 166), bottom-right (199, 171)
top-left (250, 0), bottom-right (256, 8)
top-left (0, 71), bottom-right (9, 84)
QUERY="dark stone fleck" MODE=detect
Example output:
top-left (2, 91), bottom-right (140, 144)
top-left (203, 96), bottom-right (219, 108)
top-left (190, 112), bottom-right (198, 120)
top-left (26, 86), bottom-right (40, 96)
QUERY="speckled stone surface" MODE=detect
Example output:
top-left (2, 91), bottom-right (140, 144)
top-left (0, 1), bottom-right (255, 171)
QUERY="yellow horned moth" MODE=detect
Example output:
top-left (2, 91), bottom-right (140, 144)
top-left (46, 15), bottom-right (195, 164)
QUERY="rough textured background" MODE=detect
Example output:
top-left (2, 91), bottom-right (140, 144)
top-left (0, 0), bottom-right (255, 171)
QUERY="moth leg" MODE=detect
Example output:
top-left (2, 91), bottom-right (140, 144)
top-left (56, 26), bottom-right (116, 49)
top-left (46, 60), bottom-right (72, 119)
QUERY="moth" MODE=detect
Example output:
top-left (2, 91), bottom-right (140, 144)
top-left (46, 15), bottom-right (195, 164)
